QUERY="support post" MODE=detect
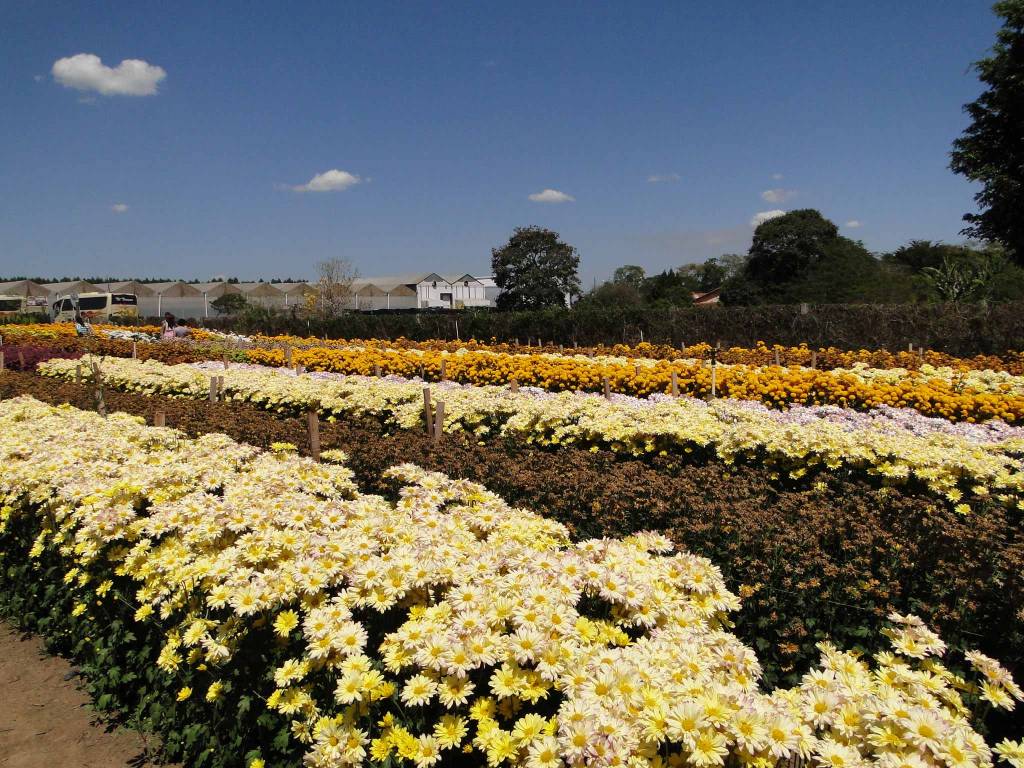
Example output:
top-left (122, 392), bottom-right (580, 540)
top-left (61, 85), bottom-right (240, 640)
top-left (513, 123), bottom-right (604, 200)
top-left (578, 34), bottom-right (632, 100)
top-left (306, 411), bottom-right (320, 461)
top-left (432, 401), bottom-right (445, 443)
top-left (671, 370), bottom-right (679, 397)
top-left (422, 388), bottom-right (433, 434)
top-left (154, 411), bottom-right (165, 427)
top-left (603, 376), bottom-right (611, 399)
top-left (132, 341), bottom-right (137, 359)
top-left (510, 377), bottom-right (519, 393)
top-left (209, 378), bottom-right (218, 403)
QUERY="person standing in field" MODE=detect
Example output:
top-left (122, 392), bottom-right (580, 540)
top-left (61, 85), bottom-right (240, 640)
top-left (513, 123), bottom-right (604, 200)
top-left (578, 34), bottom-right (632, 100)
top-left (161, 312), bottom-right (176, 339)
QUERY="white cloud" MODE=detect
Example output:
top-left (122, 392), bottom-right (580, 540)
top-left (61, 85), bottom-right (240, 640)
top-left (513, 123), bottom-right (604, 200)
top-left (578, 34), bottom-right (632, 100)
top-left (845, 219), bottom-right (862, 228)
top-left (647, 173), bottom-right (680, 183)
top-left (750, 209), bottom-right (786, 227)
top-left (290, 169), bottom-right (362, 192)
top-left (111, 203), bottom-right (129, 213)
top-left (761, 188), bottom-right (796, 203)
top-left (772, 173), bottom-right (784, 180)
top-left (52, 53), bottom-right (166, 96)
top-left (528, 188), bottom-right (574, 203)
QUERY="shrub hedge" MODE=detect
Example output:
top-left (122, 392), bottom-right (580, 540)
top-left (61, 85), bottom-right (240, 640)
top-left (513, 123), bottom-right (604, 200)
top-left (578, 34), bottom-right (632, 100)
top-left (187, 301), bottom-right (1024, 355)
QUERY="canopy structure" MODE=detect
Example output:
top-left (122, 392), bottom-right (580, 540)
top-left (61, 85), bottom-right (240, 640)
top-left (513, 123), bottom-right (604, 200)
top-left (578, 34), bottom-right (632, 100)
top-left (238, 282), bottom-right (285, 299)
top-left (148, 281), bottom-right (203, 298)
top-left (146, 281), bottom-right (202, 317)
top-left (277, 282), bottom-right (318, 307)
top-left (109, 280), bottom-right (156, 297)
top-left (42, 280), bottom-right (101, 296)
top-left (194, 282), bottom-right (243, 298)
top-left (0, 280), bottom-right (51, 297)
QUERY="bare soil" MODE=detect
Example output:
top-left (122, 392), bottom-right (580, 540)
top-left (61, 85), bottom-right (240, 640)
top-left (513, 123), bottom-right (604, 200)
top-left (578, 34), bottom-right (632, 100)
top-left (0, 622), bottom-right (168, 767)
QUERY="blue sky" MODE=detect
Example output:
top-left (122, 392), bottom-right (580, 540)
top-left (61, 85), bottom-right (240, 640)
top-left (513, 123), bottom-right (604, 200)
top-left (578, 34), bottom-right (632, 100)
top-left (0, 1), bottom-right (1002, 284)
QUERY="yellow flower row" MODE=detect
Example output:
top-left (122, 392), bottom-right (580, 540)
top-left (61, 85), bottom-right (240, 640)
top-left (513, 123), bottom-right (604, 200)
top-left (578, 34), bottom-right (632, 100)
top-left (243, 345), bottom-right (1024, 423)
top-left (1, 395), bottom-right (1019, 768)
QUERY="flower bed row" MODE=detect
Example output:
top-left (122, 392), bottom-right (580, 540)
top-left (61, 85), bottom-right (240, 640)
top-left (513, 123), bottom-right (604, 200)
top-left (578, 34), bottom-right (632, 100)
top-left (37, 356), bottom-right (1024, 513)
top-left (0, 395), bottom-right (1021, 768)
top-left (242, 332), bottom-right (1024, 375)
top-left (8, 325), bottom-right (1024, 420)
top-left (5, 370), bottom-right (1023, 693)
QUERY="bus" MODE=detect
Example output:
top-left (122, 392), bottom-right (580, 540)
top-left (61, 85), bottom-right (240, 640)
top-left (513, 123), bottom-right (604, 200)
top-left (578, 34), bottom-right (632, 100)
top-left (0, 295), bottom-right (47, 317)
top-left (51, 292), bottom-right (139, 323)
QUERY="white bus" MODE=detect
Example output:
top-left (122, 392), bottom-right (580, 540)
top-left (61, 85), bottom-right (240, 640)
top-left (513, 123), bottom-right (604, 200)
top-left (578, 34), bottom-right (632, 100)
top-left (51, 292), bottom-right (139, 323)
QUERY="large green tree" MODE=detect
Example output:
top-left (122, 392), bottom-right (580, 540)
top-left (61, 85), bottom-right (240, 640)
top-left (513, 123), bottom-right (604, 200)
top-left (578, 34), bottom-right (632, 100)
top-left (950, 0), bottom-right (1024, 262)
top-left (491, 226), bottom-right (581, 310)
top-left (745, 209), bottom-right (840, 284)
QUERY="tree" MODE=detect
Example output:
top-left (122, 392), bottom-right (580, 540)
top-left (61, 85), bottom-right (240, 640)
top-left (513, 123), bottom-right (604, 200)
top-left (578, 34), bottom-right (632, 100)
top-left (639, 269), bottom-right (693, 306)
top-left (210, 292), bottom-right (247, 315)
top-left (315, 258), bottom-right (357, 318)
top-left (745, 210), bottom-right (840, 284)
top-left (577, 280), bottom-right (644, 308)
top-left (950, 1), bottom-right (1024, 262)
top-left (491, 226), bottom-right (581, 310)
top-left (612, 265), bottom-right (646, 289)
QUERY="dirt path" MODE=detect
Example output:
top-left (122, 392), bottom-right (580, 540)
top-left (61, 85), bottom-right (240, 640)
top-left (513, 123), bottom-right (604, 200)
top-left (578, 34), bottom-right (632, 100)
top-left (0, 622), bottom-right (167, 767)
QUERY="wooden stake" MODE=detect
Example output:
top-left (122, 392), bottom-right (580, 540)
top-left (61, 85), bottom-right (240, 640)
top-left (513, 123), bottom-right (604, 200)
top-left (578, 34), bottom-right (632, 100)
top-left (603, 376), bottom-right (611, 399)
top-left (908, 342), bottom-right (914, 352)
top-left (774, 349), bottom-right (781, 366)
top-left (634, 364), bottom-right (641, 377)
top-left (711, 364), bottom-right (717, 398)
top-left (919, 346), bottom-right (925, 361)
top-left (419, 363), bottom-right (426, 380)
top-left (433, 401), bottom-right (445, 443)
top-left (76, 363), bottom-right (83, 383)
top-left (811, 351), bottom-right (817, 369)
top-left (373, 363), bottom-right (382, 377)
top-left (91, 362), bottom-right (106, 417)
top-left (670, 370), bottom-right (679, 397)
top-left (306, 411), bottom-right (320, 461)
top-left (154, 411), bottom-right (165, 427)
top-left (209, 378), bottom-right (218, 403)
top-left (132, 341), bottom-right (137, 359)
top-left (18, 350), bottom-right (25, 370)
top-left (0, 351), bottom-right (4, 371)
top-left (285, 346), bottom-right (293, 366)
top-left (439, 359), bottom-right (446, 380)
top-left (510, 377), bottom-right (519, 393)
top-left (422, 388), bottom-right (433, 434)
top-left (223, 356), bottom-right (230, 369)
top-left (217, 376), bottom-right (225, 399)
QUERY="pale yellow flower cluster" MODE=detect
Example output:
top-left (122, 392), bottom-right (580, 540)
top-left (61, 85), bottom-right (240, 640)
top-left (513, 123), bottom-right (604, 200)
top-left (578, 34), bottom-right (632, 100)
top-left (0, 396), bottom-right (1021, 768)
top-left (38, 356), bottom-right (1024, 512)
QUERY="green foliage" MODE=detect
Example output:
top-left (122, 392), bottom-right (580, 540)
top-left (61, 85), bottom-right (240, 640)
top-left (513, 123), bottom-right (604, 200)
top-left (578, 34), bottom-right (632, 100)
top-left (950, 0), bottom-right (1024, 261)
top-left (209, 293), bottom-right (248, 316)
top-left (612, 265), bottom-right (646, 289)
top-left (491, 226), bottom-right (581, 310)
top-left (746, 209), bottom-right (841, 284)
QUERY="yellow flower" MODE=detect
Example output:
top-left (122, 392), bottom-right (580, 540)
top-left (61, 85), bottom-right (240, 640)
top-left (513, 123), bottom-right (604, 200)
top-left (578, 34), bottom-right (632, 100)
top-left (273, 610), bottom-right (299, 637)
top-left (176, 686), bottom-right (192, 702)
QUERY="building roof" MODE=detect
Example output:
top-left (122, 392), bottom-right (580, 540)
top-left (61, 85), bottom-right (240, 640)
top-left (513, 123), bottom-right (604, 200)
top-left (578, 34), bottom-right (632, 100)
top-left (43, 280), bottom-right (101, 295)
top-left (109, 280), bottom-right (156, 296)
top-left (237, 282), bottom-right (284, 298)
top-left (193, 282), bottom-right (243, 297)
top-left (147, 281), bottom-right (203, 297)
top-left (0, 279), bottom-right (52, 297)
top-left (275, 282), bottom-right (319, 295)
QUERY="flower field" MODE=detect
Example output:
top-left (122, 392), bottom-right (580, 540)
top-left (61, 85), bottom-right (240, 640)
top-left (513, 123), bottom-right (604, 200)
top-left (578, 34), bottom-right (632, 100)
top-left (5, 323), bottom-right (1024, 421)
top-left (1, 395), bottom-right (1022, 768)
top-left (37, 356), bottom-right (1024, 513)
top-left (2, 326), bottom-right (1024, 766)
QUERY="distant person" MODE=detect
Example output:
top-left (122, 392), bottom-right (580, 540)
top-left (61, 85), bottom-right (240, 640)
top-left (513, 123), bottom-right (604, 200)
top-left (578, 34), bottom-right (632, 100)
top-left (161, 312), bottom-right (176, 340)
top-left (73, 312), bottom-right (92, 337)
top-left (173, 319), bottom-right (190, 339)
